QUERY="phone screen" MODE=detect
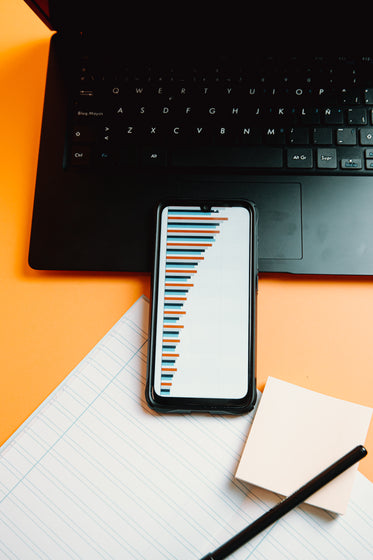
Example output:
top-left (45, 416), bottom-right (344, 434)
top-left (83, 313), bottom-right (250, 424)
top-left (151, 204), bottom-right (254, 403)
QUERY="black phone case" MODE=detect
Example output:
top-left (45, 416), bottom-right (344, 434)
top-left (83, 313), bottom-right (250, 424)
top-left (146, 199), bottom-right (258, 414)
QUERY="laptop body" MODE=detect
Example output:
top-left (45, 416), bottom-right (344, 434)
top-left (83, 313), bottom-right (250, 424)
top-left (24, 2), bottom-right (373, 275)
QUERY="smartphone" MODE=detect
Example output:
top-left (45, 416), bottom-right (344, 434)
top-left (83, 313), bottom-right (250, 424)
top-left (146, 200), bottom-right (258, 414)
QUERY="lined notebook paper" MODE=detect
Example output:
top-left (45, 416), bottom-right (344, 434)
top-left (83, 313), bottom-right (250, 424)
top-left (1, 296), bottom-right (372, 559)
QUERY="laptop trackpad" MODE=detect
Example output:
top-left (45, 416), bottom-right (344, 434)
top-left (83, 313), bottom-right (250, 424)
top-left (185, 181), bottom-right (302, 260)
top-left (244, 182), bottom-right (302, 260)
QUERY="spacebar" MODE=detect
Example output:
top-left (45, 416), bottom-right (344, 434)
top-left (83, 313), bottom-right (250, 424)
top-left (170, 146), bottom-right (283, 168)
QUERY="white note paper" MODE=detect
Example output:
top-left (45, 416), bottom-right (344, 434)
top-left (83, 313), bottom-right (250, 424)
top-left (236, 376), bottom-right (372, 514)
top-left (1, 296), bottom-right (373, 559)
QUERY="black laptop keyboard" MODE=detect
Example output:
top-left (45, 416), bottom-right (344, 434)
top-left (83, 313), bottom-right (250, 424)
top-left (68, 56), bottom-right (373, 173)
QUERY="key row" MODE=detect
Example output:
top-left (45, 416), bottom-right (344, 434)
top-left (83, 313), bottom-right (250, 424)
top-left (71, 123), bottom-right (373, 147)
top-left (75, 105), bottom-right (373, 126)
top-left (68, 144), bottom-right (373, 171)
top-left (77, 80), bottom-right (373, 103)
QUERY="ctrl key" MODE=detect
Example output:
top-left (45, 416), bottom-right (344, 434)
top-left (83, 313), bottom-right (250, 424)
top-left (69, 144), bottom-right (91, 166)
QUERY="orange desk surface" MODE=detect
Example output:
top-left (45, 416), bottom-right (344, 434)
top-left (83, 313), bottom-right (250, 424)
top-left (1, 0), bottom-right (372, 484)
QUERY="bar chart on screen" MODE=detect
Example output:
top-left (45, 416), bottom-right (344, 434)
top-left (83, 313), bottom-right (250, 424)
top-left (160, 208), bottom-right (228, 395)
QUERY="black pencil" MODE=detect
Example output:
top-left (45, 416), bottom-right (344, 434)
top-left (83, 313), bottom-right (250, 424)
top-left (200, 445), bottom-right (367, 560)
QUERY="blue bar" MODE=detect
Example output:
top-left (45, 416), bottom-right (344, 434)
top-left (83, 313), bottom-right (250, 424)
top-left (166, 263), bottom-right (198, 268)
top-left (168, 210), bottom-right (216, 216)
top-left (166, 250), bottom-right (205, 255)
top-left (164, 290), bottom-right (189, 295)
top-left (165, 276), bottom-right (191, 281)
top-left (167, 236), bottom-right (215, 241)
top-left (167, 223), bottom-right (219, 228)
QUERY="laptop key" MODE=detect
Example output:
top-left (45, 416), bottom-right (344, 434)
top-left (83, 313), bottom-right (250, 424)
top-left (360, 128), bottom-right (373, 145)
top-left (312, 127), bottom-right (333, 145)
top-left (323, 108), bottom-right (344, 125)
top-left (347, 108), bottom-right (367, 125)
top-left (69, 144), bottom-right (91, 166)
top-left (288, 127), bottom-right (309, 145)
top-left (336, 127), bottom-right (357, 145)
top-left (317, 148), bottom-right (337, 169)
top-left (170, 146), bottom-right (283, 168)
top-left (263, 128), bottom-right (286, 145)
top-left (364, 88), bottom-right (373, 104)
top-left (141, 147), bottom-right (167, 167)
top-left (287, 148), bottom-right (313, 168)
top-left (71, 124), bottom-right (96, 143)
top-left (341, 158), bottom-right (362, 169)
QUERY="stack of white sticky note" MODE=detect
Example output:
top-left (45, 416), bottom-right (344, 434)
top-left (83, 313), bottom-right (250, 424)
top-left (236, 376), bottom-right (372, 514)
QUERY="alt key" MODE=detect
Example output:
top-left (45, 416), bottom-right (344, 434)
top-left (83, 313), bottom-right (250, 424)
top-left (287, 148), bottom-right (313, 168)
top-left (141, 148), bottom-right (167, 167)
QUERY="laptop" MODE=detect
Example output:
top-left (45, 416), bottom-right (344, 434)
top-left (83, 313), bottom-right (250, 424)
top-left (24, 2), bottom-right (373, 275)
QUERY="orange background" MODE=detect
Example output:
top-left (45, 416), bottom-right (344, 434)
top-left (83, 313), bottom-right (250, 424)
top-left (0, 0), bottom-right (372, 484)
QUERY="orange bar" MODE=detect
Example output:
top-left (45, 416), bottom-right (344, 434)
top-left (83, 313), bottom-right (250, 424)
top-left (166, 256), bottom-right (204, 260)
top-left (167, 229), bottom-right (220, 234)
top-left (161, 382), bottom-right (172, 386)
top-left (165, 270), bottom-right (197, 274)
top-left (163, 339), bottom-right (180, 343)
top-left (162, 353), bottom-right (180, 357)
top-left (164, 297), bottom-right (186, 301)
top-left (165, 283), bottom-right (194, 287)
top-left (168, 216), bottom-right (228, 220)
top-left (163, 325), bottom-right (184, 328)
top-left (167, 242), bottom-right (212, 247)
top-left (161, 368), bottom-right (177, 372)
top-left (164, 310), bottom-right (186, 315)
